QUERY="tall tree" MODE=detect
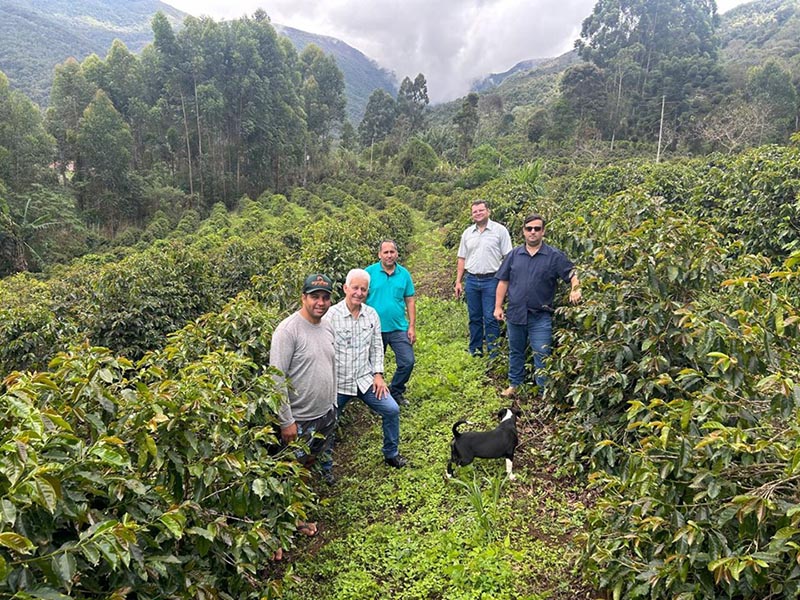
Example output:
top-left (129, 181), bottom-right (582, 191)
top-left (559, 63), bottom-right (608, 133)
top-left (396, 73), bottom-right (429, 135)
top-left (575, 0), bottom-right (720, 140)
top-left (151, 11), bottom-right (197, 196)
top-left (299, 44), bottom-right (346, 184)
top-left (76, 90), bottom-right (133, 229)
top-left (103, 40), bottom-right (145, 121)
top-left (300, 44), bottom-right (346, 150)
top-left (358, 89), bottom-right (397, 147)
top-left (453, 92), bottom-right (480, 160)
top-left (746, 59), bottom-right (798, 142)
top-left (0, 72), bottom-right (54, 189)
top-left (46, 59), bottom-right (95, 184)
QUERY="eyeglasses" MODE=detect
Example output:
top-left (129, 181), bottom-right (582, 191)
top-left (524, 225), bottom-right (543, 232)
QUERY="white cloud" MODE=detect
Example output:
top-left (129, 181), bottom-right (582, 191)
top-left (164, 0), bottom-right (753, 103)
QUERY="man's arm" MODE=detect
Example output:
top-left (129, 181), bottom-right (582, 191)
top-left (405, 296), bottom-right (416, 344)
top-left (369, 312), bottom-right (388, 397)
top-left (269, 326), bottom-right (297, 442)
top-left (454, 257), bottom-right (466, 298)
top-left (494, 280), bottom-right (509, 321)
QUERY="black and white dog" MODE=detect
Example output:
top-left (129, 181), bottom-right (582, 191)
top-left (447, 407), bottom-right (521, 480)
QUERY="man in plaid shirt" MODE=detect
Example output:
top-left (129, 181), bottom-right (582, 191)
top-left (324, 268), bottom-right (408, 468)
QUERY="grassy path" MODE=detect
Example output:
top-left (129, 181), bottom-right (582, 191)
top-left (268, 216), bottom-right (593, 599)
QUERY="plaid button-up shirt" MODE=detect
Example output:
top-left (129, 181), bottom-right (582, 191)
top-left (324, 300), bottom-right (385, 396)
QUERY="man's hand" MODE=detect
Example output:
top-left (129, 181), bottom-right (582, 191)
top-left (407, 325), bottom-right (416, 345)
top-left (281, 422), bottom-right (298, 444)
top-left (494, 307), bottom-right (505, 321)
top-left (373, 373), bottom-right (389, 398)
top-left (454, 281), bottom-right (463, 298)
top-left (569, 288), bottom-right (582, 304)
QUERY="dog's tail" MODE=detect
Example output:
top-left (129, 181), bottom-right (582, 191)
top-left (452, 420), bottom-right (469, 438)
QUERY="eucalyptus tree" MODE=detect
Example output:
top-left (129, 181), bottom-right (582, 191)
top-left (151, 11), bottom-right (198, 196)
top-left (299, 44), bottom-right (346, 183)
top-left (46, 58), bottom-right (95, 184)
top-left (576, 0), bottom-right (721, 141)
top-left (75, 90), bottom-right (133, 229)
top-left (396, 73), bottom-right (430, 135)
top-left (746, 59), bottom-right (798, 141)
top-left (558, 62), bottom-right (609, 135)
top-left (0, 72), bottom-right (54, 189)
top-left (358, 89), bottom-right (397, 147)
top-left (228, 13), bottom-right (306, 195)
top-left (453, 92), bottom-right (480, 160)
top-left (300, 44), bottom-right (346, 150)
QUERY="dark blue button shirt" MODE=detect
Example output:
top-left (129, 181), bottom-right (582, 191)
top-left (496, 243), bottom-right (575, 325)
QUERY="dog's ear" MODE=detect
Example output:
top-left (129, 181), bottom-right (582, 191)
top-left (511, 407), bottom-right (523, 417)
top-left (496, 408), bottom-right (506, 420)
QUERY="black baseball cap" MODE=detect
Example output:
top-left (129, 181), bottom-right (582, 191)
top-left (302, 274), bottom-right (333, 294)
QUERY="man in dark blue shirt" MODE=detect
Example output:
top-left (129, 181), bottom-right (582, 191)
top-left (494, 214), bottom-right (581, 397)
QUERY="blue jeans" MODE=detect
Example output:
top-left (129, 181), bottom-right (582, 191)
top-left (507, 312), bottom-right (553, 389)
top-left (382, 330), bottom-right (415, 397)
top-left (338, 390), bottom-right (400, 458)
top-left (465, 274), bottom-right (500, 356)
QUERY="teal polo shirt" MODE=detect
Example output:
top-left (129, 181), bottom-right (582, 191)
top-left (365, 262), bottom-right (415, 332)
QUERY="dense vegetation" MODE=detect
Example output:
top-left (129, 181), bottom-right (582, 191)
top-left (2, 1), bottom-right (800, 598)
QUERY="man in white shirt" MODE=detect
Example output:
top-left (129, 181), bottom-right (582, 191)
top-left (324, 268), bottom-right (407, 468)
top-left (455, 200), bottom-right (512, 356)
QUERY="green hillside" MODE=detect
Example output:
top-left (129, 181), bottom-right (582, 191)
top-left (0, 0), bottom-right (184, 105)
top-left (276, 24), bottom-right (397, 123)
top-left (428, 0), bottom-right (800, 156)
top-left (719, 0), bottom-right (800, 79)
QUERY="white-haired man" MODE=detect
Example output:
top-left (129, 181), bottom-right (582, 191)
top-left (324, 268), bottom-right (407, 468)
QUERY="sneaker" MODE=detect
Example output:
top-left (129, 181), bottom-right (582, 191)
top-left (384, 454), bottom-right (408, 468)
top-left (393, 393), bottom-right (409, 406)
top-left (500, 386), bottom-right (517, 398)
top-left (321, 470), bottom-right (336, 486)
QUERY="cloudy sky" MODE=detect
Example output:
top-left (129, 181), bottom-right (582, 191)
top-left (164, 0), bottom-right (752, 103)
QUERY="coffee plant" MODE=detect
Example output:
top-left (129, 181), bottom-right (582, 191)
top-left (543, 149), bottom-right (800, 598)
top-left (0, 294), bottom-right (318, 597)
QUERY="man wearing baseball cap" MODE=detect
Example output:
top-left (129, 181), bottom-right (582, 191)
top-left (270, 274), bottom-right (338, 534)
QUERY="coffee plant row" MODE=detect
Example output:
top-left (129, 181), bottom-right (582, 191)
top-left (0, 189), bottom-right (415, 374)
top-left (545, 143), bottom-right (800, 598)
top-left (0, 184), bottom-right (417, 596)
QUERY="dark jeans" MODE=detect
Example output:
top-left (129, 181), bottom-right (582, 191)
top-left (337, 390), bottom-right (400, 458)
top-left (465, 274), bottom-right (500, 356)
top-left (507, 312), bottom-right (553, 389)
top-left (293, 406), bottom-right (337, 467)
top-left (382, 330), bottom-right (415, 397)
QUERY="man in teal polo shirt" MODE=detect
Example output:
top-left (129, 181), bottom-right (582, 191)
top-left (365, 239), bottom-right (416, 406)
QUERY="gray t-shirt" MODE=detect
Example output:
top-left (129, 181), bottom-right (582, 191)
top-left (269, 311), bottom-right (336, 427)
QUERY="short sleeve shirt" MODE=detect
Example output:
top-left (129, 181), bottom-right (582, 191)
top-left (457, 219), bottom-right (513, 275)
top-left (365, 262), bottom-right (415, 332)
top-left (496, 243), bottom-right (575, 325)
